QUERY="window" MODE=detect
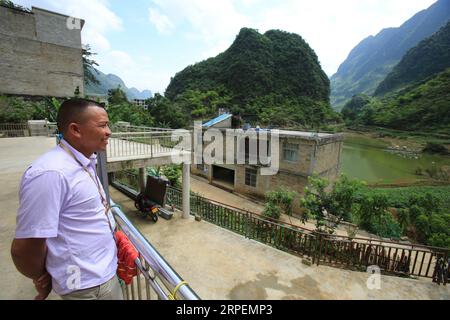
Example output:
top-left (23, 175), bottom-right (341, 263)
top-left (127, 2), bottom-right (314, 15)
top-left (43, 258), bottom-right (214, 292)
top-left (283, 143), bottom-right (299, 162)
top-left (245, 168), bottom-right (257, 187)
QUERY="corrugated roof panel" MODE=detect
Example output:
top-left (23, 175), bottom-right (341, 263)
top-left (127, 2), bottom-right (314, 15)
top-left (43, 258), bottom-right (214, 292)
top-left (202, 113), bottom-right (232, 128)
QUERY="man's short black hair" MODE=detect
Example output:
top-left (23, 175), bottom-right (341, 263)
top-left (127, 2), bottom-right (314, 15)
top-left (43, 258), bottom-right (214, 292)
top-left (57, 98), bottom-right (106, 134)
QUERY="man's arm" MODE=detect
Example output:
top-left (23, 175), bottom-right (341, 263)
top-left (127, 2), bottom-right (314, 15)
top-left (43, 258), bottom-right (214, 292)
top-left (11, 238), bottom-right (52, 299)
top-left (11, 238), bottom-right (47, 280)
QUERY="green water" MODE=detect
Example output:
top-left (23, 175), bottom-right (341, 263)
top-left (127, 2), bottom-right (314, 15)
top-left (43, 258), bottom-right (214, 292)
top-left (341, 135), bottom-right (450, 184)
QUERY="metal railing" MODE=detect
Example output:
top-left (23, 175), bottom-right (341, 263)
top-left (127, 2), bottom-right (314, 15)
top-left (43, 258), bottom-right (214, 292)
top-left (110, 199), bottom-right (200, 300)
top-left (112, 124), bottom-right (175, 133)
top-left (0, 123), bottom-right (29, 137)
top-left (165, 187), bottom-right (449, 279)
top-left (46, 122), bottom-right (58, 137)
top-left (107, 131), bottom-right (187, 159)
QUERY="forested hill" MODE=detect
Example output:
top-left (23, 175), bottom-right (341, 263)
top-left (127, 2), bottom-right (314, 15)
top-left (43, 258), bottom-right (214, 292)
top-left (342, 68), bottom-right (450, 131)
top-left (375, 21), bottom-right (450, 96)
top-left (330, 0), bottom-right (450, 110)
top-left (163, 28), bottom-right (335, 127)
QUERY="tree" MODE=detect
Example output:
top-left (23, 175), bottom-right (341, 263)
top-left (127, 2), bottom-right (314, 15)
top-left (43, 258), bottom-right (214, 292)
top-left (82, 44), bottom-right (100, 85)
top-left (0, 0), bottom-right (31, 12)
top-left (108, 86), bottom-right (128, 105)
top-left (300, 174), bottom-right (363, 234)
top-left (147, 94), bottom-right (189, 128)
top-left (107, 102), bottom-right (154, 126)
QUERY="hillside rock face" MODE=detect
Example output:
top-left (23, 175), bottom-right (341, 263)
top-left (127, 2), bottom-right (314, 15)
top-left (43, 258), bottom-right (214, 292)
top-left (331, 0), bottom-right (450, 109)
top-left (85, 67), bottom-right (152, 100)
top-left (375, 21), bottom-right (450, 96)
top-left (165, 27), bottom-right (330, 106)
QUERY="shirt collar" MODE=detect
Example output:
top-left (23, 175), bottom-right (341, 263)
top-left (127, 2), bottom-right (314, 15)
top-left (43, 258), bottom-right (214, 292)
top-left (60, 138), bottom-right (97, 168)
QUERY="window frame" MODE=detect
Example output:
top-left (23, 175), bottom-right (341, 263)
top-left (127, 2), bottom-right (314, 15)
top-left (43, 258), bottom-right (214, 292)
top-left (282, 142), bottom-right (299, 163)
top-left (245, 167), bottom-right (257, 187)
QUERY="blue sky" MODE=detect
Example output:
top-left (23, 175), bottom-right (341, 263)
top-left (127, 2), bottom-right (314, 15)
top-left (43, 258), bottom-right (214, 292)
top-left (14, 0), bottom-right (437, 94)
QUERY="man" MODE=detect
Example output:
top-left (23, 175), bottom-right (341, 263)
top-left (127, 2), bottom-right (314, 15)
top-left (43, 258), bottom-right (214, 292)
top-left (11, 99), bottom-right (123, 300)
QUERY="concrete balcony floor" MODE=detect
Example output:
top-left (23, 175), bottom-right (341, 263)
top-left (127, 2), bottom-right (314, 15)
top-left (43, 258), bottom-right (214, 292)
top-left (1, 137), bottom-right (448, 300)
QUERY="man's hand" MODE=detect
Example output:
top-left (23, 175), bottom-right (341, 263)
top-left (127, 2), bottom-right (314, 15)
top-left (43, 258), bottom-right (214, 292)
top-left (33, 272), bottom-right (52, 300)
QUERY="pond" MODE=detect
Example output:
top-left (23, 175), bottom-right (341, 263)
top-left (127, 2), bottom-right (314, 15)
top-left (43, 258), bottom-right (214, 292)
top-left (341, 134), bottom-right (450, 184)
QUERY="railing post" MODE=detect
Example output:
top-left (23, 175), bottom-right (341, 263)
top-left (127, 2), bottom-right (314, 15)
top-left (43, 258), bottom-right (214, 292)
top-left (182, 162), bottom-right (190, 219)
top-left (245, 211), bottom-right (250, 239)
top-left (138, 167), bottom-right (146, 193)
top-left (150, 134), bottom-right (153, 157)
top-left (97, 151), bottom-right (110, 204)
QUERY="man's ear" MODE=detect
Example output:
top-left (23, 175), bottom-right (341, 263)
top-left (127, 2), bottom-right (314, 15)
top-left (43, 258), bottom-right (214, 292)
top-left (67, 122), bottom-right (82, 139)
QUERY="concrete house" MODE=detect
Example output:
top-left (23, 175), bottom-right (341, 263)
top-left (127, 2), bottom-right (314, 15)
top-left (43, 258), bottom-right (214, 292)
top-left (0, 5), bottom-right (85, 98)
top-left (191, 114), bottom-right (344, 209)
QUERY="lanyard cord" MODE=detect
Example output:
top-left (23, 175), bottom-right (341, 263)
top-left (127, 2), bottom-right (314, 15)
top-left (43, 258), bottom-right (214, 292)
top-left (59, 143), bottom-right (116, 236)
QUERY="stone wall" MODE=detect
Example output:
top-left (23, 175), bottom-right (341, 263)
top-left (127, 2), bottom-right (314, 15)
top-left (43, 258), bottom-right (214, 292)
top-left (0, 6), bottom-right (84, 98)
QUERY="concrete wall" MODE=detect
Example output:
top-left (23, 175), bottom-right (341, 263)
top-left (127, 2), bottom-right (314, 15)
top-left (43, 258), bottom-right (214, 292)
top-left (312, 140), bottom-right (343, 182)
top-left (0, 6), bottom-right (84, 98)
top-left (191, 128), bottom-right (344, 211)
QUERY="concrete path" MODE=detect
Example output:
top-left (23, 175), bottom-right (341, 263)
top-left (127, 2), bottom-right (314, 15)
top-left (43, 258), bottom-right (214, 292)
top-left (1, 137), bottom-right (448, 300)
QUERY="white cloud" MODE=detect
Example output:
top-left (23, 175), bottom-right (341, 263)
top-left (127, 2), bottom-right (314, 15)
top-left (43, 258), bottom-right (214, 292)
top-left (149, 0), bottom-right (249, 45)
top-left (149, 8), bottom-right (175, 34)
top-left (148, 0), bottom-right (437, 76)
top-left (97, 51), bottom-right (169, 93)
top-left (250, 0), bottom-right (437, 76)
top-left (13, 0), bottom-right (438, 92)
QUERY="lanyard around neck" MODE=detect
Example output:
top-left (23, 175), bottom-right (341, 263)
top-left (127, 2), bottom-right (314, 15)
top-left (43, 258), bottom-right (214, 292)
top-left (59, 143), bottom-right (115, 234)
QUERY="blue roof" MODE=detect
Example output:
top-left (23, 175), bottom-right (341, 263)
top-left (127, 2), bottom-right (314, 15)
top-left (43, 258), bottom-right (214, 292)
top-left (202, 113), bottom-right (232, 128)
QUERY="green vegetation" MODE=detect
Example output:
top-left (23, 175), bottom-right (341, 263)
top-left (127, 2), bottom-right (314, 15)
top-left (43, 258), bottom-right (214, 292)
top-left (0, 86), bottom-right (155, 127)
top-left (340, 15), bottom-right (450, 133)
top-left (0, 96), bottom-right (61, 122)
top-left (164, 28), bottom-right (338, 128)
top-left (145, 93), bottom-right (189, 128)
top-left (301, 175), bottom-right (449, 247)
top-left (262, 187), bottom-right (297, 221)
top-left (375, 21), bottom-right (450, 96)
top-left (161, 165), bottom-right (182, 188)
top-left (301, 175), bottom-right (364, 234)
top-left (331, 0), bottom-right (450, 109)
top-left (341, 68), bottom-right (450, 132)
top-left (356, 185), bottom-right (450, 247)
top-left (357, 185), bottom-right (450, 211)
top-left (0, 0), bottom-right (31, 12)
top-left (82, 45), bottom-right (100, 86)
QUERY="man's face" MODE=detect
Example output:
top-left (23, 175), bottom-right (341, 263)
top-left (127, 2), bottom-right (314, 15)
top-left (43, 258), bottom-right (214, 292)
top-left (78, 106), bottom-right (111, 154)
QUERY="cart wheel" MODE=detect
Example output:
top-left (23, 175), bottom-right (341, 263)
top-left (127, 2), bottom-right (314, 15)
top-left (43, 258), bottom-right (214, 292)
top-left (152, 214), bottom-right (158, 222)
top-left (135, 194), bottom-right (143, 211)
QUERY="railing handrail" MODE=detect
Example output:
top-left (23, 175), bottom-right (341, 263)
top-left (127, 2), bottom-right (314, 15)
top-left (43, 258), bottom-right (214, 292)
top-left (110, 199), bottom-right (200, 300)
top-left (112, 125), bottom-right (177, 132)
top-left (111, 131), bottom-right (176, 136)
